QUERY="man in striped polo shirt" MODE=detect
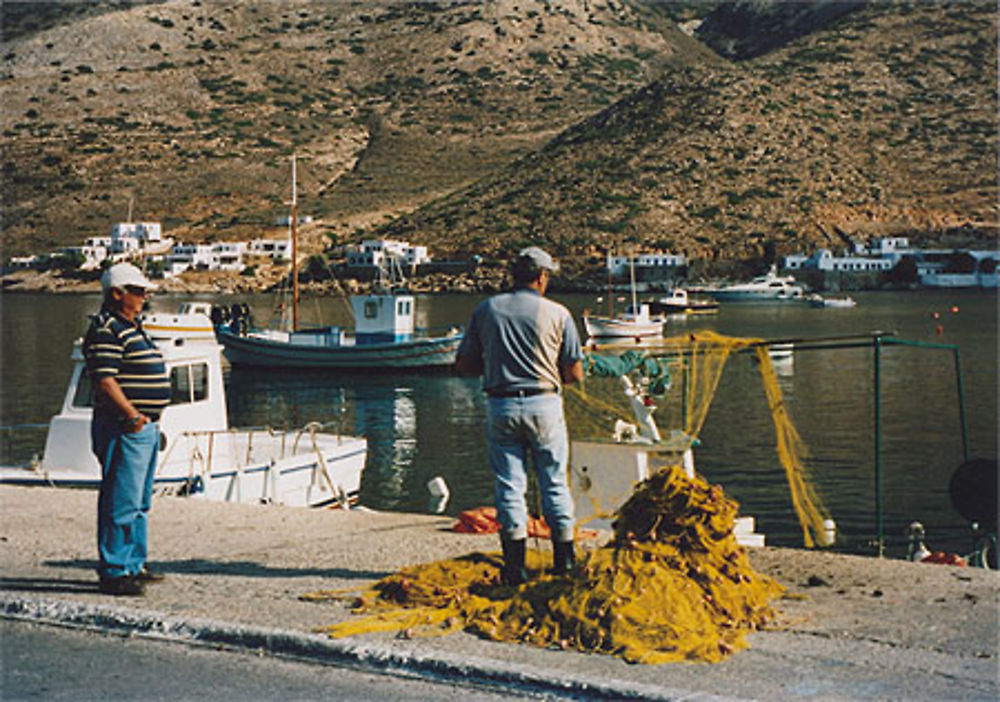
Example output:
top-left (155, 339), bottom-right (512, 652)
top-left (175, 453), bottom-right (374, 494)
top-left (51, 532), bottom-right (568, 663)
top-left (83, 263), bottom-right (170, 596)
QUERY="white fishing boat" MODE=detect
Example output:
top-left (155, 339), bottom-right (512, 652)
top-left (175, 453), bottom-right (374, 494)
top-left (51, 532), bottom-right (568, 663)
top-left (807, 294), bottom-right (857, 309)
top-left (583, 304), bottom-right (664, 339)
top-left (216, 156), bottom-right (461, 370)
top-left (583, 249), bottom-right (664, 339)
top-left (0, 304), bottom-right (368, 508)
top-left (647, 288), bottom-right (719, 316)
top-left (703, 265), bottom-right (805, 302)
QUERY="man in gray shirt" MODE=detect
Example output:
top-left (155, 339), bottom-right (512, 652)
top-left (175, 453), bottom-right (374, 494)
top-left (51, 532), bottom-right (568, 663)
top-left (456, 247), bottom-right (584, 585)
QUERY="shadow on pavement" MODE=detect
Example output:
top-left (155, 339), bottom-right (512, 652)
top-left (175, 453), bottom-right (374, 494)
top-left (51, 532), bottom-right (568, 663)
top-left (1, 577), bottom-right (99, 594)
top-left (44, 558), bottom-right (389, 581)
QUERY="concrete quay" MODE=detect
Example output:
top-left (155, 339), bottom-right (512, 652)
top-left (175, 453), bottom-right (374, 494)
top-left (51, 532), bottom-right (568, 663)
top-left (1, 485), bottom-right (997, 701)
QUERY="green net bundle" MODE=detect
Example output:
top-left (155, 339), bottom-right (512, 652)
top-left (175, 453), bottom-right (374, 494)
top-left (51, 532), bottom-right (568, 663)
top-left (307, 465), bottom-right (785, 664)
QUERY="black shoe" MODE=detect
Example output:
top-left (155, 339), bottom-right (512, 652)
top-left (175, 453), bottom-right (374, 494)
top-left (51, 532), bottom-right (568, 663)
top-left (136, 566), bottom-right (165, 583)
top-left (553, 540), bottom-right (575, 575)
top-left (98, 575), bottom-right (145, 597)
top-left (500, 536), bottom-right (527, 586)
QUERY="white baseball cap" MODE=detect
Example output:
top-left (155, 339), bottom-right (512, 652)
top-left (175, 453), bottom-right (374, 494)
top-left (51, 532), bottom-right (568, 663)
top-left (101, 263), bottom-right (158, 293)
top-left (513, 246), bottom-right (560, 274)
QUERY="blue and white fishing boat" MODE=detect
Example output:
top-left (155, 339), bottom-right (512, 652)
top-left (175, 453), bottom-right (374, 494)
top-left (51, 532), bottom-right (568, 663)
top-left (215, 156), bottom-right (461, 370)
top-left (216, 291), bottom-right (463, 370)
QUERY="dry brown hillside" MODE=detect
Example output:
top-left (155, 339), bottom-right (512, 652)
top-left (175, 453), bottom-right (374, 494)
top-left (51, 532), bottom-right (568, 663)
top-left (376, 0), bottom-right (997, 276)
top-left (2, 0), bottom-right (995, 275)
top-left (1, 0), bottom-right (706, 257)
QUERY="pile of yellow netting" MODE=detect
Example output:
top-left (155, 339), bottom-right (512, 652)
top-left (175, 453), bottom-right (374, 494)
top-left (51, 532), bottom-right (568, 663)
top-left (306, 465), bottom-right (785, 663)
top-left (303, 331), bottom-right (825, 663)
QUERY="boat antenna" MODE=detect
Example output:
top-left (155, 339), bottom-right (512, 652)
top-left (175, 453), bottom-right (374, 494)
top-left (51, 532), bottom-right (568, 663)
top-left (290, 155), bottom-right (299, 332)
top-left (628, 243), bottom-right (638, 314)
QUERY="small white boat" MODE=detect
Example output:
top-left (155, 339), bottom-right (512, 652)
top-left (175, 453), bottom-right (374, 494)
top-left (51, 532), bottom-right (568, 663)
top-left (0, 305), bottom-right (368, 508)
top-left (704, 266), bottom-right (805, 302)
top-left (807, 294), bottom-right (856, 309)
top-left (583, 303), bottom-right (664, 339)
top-left (585, 248), bottom-right (664, 339)
top-left (648, 289), bottom-right (719, 316)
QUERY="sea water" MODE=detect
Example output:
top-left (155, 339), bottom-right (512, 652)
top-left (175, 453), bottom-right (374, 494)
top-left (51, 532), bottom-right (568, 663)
top-left (2, 289), bottom-right (996, 557)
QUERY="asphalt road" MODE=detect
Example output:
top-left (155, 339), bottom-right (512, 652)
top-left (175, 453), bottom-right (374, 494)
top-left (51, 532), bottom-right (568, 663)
top-left (0, 619), bottom-right (534, 702)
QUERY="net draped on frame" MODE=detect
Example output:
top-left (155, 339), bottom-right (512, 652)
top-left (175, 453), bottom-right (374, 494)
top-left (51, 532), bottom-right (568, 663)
top-left (565, 330), bottom-right (829, 548)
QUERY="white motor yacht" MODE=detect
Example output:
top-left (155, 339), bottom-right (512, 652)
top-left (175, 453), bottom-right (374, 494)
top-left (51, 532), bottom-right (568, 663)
top-left (706, 266), bottom-right (805, 302)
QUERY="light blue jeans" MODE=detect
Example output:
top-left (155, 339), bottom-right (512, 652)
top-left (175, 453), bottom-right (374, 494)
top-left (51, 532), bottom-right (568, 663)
top-left (92, 415), bottom-right (159, 579)
top-left (485, 393), bottom-right (575, 542)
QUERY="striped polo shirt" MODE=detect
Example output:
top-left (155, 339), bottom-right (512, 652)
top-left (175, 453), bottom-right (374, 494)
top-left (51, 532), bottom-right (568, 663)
top-left (83, 306), bottom-right (170, 421)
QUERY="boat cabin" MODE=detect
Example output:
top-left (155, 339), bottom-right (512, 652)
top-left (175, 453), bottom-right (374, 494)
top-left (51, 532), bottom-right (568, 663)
top-left (41, 310), bottom-right (229, 477)
top-left (351, 292), bottom-right (416, 344)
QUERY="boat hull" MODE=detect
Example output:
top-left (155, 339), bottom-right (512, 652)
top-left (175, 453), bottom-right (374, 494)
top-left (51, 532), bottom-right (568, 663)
top-left (584, 315), bottom-right (663, 339)
top-left (708, 290), bottom-right (803, 302)
top-left (649, 301), bottom-right (719, 315)
top-left (219, 329), bottom-right (462, 369)
top-left (0, 434), bottom-right (367, 509)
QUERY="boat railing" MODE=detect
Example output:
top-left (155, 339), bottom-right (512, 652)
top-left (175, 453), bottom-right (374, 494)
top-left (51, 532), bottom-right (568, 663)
top-left (158, 420), bottom-right (353, 484)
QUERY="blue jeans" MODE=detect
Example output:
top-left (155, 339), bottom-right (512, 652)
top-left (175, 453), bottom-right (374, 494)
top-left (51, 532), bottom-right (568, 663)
top-left (485, 394), bottom-right (575, 542)
top-left (91, 415), bottom-right (159, 579)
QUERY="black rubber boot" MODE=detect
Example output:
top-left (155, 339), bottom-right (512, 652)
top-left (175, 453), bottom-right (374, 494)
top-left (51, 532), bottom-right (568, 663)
top-left (552, 540), bottom-right (575, 575)
top-left (500, 537), bottom-right (527, 586)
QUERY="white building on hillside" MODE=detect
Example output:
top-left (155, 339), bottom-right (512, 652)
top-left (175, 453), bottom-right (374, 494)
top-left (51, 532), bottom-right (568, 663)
top-left (607, 252), bottom-right (686, 277)
top-left (346, 239), bottom-right (431, 269)
top-left (249, 238), bottom-right (292, 262)
top-left (111, 222), bottom-right (161, 254)
top-left (784, 249), bottom-right (894, 273)
top-left (211, 242), bottom-right (247, 272)
top-left (62, 243), bottom-right (108, 270)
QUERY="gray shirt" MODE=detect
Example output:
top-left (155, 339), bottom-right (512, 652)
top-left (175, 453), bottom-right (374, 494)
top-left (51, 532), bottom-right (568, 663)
top-left (458, 288), bottom-right (583, 394)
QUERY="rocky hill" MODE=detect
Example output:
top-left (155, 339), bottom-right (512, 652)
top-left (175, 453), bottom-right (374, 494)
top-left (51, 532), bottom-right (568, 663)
top-left (1, 0), bottom-right (996, 278)
top-left (1, 0), bottom-right (704, 258)
top-left (377, 0), bottom-right (997, 277)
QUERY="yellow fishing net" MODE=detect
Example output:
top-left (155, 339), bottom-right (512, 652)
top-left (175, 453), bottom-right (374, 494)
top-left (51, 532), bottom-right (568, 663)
top-left (304, 332), bottom-right (824, 663)
top-left (306, 466), bottom-right (785, 663)
top-left (565, 331), bottom-right (829, 547)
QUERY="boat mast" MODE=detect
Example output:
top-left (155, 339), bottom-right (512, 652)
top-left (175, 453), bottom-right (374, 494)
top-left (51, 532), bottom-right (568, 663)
top-left (291, 155), bottom-right (299, 332)
top-left (606, 246), bottom-right (613, 317)
top-left (628, 245), bottom-right (638, 314)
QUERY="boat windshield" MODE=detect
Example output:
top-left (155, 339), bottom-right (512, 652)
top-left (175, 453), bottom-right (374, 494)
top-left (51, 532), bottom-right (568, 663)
top-left (170, 363), bottom-right (209, 404)
top-left (70, 362), bottom-right (209, 408)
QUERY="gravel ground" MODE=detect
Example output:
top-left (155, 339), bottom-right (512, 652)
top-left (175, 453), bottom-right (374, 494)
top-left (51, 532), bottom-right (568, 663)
top-left (1, 485), bottom-right (997, 701)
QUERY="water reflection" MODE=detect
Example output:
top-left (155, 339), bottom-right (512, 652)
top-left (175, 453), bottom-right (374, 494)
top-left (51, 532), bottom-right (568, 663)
top-left (224, 366), bottom-right (495, 516)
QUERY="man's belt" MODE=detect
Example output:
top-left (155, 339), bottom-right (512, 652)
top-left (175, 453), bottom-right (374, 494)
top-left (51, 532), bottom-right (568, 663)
top-left (486, 386), bottom-right (558, 398)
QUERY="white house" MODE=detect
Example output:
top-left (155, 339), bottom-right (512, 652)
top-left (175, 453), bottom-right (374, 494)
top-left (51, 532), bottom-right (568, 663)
top-left (347, 239), bottom-right (431, 269)
top-left (111, 222), bottom-right (161, 254)
top-left (249, 238), bottom-right (292, 262)
top-left (62, 244), bottom-right (108, 270)
top-left (607, 252), bottom-right (686, 277)
top-left (784, 249), bottom-right (893, 273)
top-left (8, 255), bottom-right (39, 269)
top-left (169, 243), bottom-right (213, 272)
top-left (210, 242), bottom-right (247, 272)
